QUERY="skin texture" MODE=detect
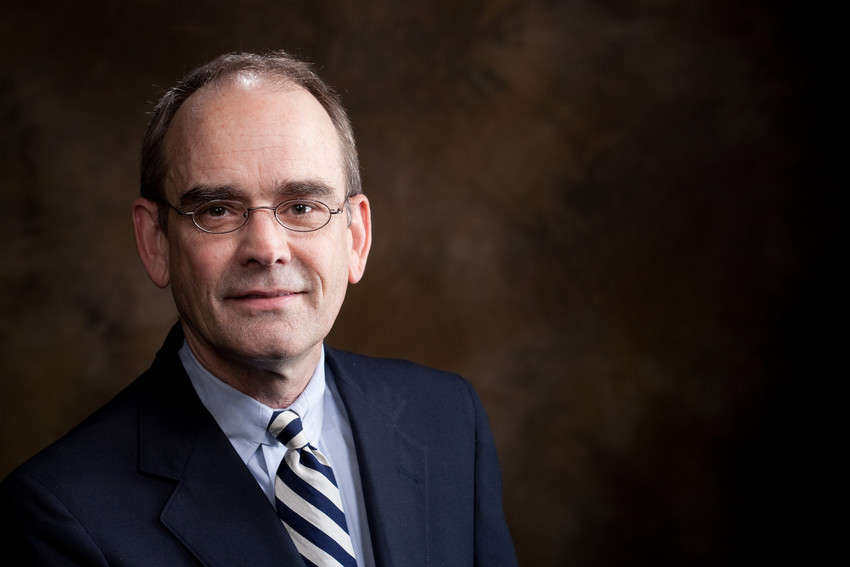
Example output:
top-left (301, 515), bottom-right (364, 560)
top-left (132, 74), bottom-right (371, 408)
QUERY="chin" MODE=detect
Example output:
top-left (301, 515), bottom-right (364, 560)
top-left (224, 327), bottom-right (319, 363)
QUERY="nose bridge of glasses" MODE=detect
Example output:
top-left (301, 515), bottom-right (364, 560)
top-left (245, 204), bottom-right (283, 228)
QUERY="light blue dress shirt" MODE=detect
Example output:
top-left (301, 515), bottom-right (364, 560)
top-left (179, 343), bottom-right (375, 566)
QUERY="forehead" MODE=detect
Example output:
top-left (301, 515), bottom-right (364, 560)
top-left (162, 76), bottom-right (345, 200)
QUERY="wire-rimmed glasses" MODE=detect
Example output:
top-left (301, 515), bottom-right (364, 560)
top-left (167, 199), bottom-right (346, 234)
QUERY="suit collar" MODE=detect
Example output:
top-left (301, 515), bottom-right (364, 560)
top-left (326, 348), bottom-right (430, 567)
top-left (137, 324), bottom-right (305, 567)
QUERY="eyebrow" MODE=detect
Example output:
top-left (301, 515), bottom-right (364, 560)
top-left (178, 180), bottom-right (339, 208)
top-left (275, 180), bottom-right (337, 201)
top-left (178, 185), bottom-right (240, 208)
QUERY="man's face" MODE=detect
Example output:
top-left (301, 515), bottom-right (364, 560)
top-left (143, 76), bottom-right (369, 373)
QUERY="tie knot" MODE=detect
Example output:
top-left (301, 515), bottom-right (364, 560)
top-left (268, 409), bottom-right (309, 450)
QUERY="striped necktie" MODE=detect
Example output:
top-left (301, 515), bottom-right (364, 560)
top-left (268, 409), bottom-right (357, 567)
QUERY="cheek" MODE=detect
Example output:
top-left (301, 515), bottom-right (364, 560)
top-left (325, 238), bottom-right (355, 283)
top-left (170, 238), bottom-right (230, 289)
top-left (298, 232), bottom-right (349, 273)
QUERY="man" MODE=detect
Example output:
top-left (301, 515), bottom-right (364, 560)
top-left (0, 51), bottom-right (517, 566)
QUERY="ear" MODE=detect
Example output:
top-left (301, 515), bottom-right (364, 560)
top-left (132, 197), bottom-right (171, 288)
top-left (346, 194), bottom-right (372, 284)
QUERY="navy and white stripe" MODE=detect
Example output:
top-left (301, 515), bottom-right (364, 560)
top-left (269, 410), bottom-right (356, 567)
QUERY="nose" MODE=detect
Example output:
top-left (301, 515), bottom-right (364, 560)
top-left (234, 206), bottom-right (292, 266)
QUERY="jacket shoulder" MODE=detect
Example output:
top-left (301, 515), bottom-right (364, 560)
top-left (323, 346), bottom-right (486, 433)
top-left (325, 347), bottom-right (473, 395)
top-left (1, 343), bottom-right (183, 488)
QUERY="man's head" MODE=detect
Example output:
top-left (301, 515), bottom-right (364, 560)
top-left (132, 51), bottom-right (371, 387)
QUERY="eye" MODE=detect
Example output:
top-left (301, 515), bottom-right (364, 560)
top-left (289, 202), bottom-right (315, 215)
top-left (275, 200), bottom-right (331, 231)
top-left (191, 200), bottom-right (246, 232)
top-left (197, 201), bottom-right (241, 218)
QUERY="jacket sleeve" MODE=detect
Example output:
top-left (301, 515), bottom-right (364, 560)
top-left (0, 470), bottom-right (109, 567)
top-left (465, 381), bottom-right (519, 567)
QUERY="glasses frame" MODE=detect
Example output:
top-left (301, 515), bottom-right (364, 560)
top-left (166, 198), bottom-right (347, 234)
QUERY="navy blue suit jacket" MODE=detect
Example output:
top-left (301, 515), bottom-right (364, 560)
top-left (1, 326), bottom-right (517, 566)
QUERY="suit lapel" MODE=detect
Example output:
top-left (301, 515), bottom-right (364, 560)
top-left (327, 351), bottom-right (430, 567)
top-left (136, 328), bottom-right (304, 567)
top-left (134, 328), bottom-right (432, 566)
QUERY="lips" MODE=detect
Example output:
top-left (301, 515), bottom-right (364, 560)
top-left (225, 287), bottom-right (307, 311)
top-left (234, 290), bottom-right (300, 299)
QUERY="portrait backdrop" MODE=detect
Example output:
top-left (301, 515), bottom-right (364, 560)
top-left (1, 1), bottom-right (834, 564)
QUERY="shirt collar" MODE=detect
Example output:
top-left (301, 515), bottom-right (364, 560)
top-left (179, 342), bottom-right (327, 462)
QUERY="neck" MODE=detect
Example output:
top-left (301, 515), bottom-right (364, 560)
top-left (183, 333), bottom-right (321, 409)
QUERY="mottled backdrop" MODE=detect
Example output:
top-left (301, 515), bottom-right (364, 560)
top-left (1, 1), bottom-right (835, 565)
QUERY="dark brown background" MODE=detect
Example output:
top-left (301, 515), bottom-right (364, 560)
top-left (1, 1), bottom-right (836, 564)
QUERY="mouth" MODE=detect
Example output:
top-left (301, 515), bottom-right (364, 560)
top-left (235, 290), bottom-right (301, 299)
top-left (228, 289), bottom-right (305, 309)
